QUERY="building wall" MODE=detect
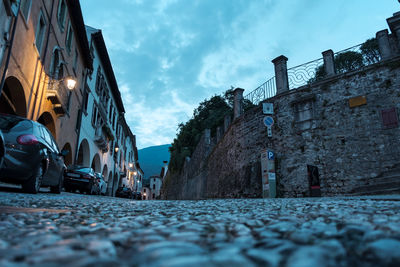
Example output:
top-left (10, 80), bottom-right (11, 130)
top-left (1, 0), bottom-right (88, 162)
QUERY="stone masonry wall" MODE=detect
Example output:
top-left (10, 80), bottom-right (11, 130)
top-left (162, 57), bottom-right (400, 199)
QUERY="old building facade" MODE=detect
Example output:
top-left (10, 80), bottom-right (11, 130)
top-left (0, 0), bottom-right (140, 195)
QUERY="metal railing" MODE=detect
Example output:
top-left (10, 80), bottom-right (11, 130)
top-left (244, 77), bottom-right (276, 105)
top-left (334, 43), bottom-right (381, 74)
top-left (244, 40), bottom-right (382, 105)
top-left (287, 57), bottom-right (324, 89)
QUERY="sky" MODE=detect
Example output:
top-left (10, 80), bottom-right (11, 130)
top-left (80, 0), bottom-right (399, 149)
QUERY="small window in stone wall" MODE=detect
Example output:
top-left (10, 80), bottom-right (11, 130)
top-left (381, 108), bottom-right (398, 129)
top-left (292, 96), bottom-right (316, 131)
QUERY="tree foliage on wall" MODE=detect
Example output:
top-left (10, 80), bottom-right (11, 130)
top-left (309, 37), bottom-right (381, 83)
top-left (168, 89), bottom-right (255, 173)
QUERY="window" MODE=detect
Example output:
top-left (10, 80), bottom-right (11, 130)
top-left (92, 104), bottom-right (98, 127)
top-left (152, 193), bottom-right (155, 199)
top-left (57, 63), bottom-right (65, 80)
top-left (57, 0), bottom-right (67, 31)
top-left (65, 22), bottom-right (73, 53)
top-left (50, 49), bottom-right (60, 78)
top-left (381, 108), bottom-right (399, 129)
top-left (20, 0), bottom-right (31, 20)
top-left (83, 89), bottom-right (89, 113)
top-left (143, 188), bottom-right (146, 192)
top-left (35, 11), bottom-right (47, 57)
top-left (153, 184), bottom-right (155, 190)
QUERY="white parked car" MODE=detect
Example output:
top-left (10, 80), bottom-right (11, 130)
top-left (95, 173), bottom-right (107, 195)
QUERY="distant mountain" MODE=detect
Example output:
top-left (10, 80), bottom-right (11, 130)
top-left (138, 144), bottom-right (171, 178)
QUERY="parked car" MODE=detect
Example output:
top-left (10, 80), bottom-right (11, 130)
top-left (95, 172), bottom-right (107, 195)
top-left (134, 192), bottom-right (142, 200)
top-left (115, 186), bottom-right (134, 199)
top-left (0, 114), bottom-right (67, 194)
top-left (0, 130), bottom-right (4, 170)
top-left (64, 166), bottom-right (98, 194)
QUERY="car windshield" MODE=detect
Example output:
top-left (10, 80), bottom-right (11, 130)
top-left (0, 116), bottom-right (31, 132)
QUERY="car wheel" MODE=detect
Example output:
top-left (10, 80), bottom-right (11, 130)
top-left (22, 167), bottom-right (43, 194)
top-left (50, 172), bottom-right (63, 194)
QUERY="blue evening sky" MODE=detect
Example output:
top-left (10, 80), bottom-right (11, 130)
top-left (80, 0), bottom-right (399, 149)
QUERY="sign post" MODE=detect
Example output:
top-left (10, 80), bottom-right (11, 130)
top-left (261, 149), bottom-right (276, 198)
top-left (263, 116), bottom-right (274, 138)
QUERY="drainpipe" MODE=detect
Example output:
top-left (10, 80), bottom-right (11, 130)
top-left (0, 0), bottom-right (21, 97)
top-left (30, 0), bottom-right (55, 120)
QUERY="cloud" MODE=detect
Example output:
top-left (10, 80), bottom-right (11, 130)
top-left (119, 83), bottom-right (194, 149)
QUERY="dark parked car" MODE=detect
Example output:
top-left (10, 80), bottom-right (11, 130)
top-left (64, 166), bottom-right (98, 194)
top-left (0, 114), bottom-right (67, 194)
top-left (115, 186), bottom-right (134, 199)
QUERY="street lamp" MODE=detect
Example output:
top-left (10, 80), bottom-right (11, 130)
top-left (114, 146), bottom-right (119, 153)
top-left (65, 76), bottom-right (77, 90)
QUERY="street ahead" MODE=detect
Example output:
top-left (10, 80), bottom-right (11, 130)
top-left (0, 190), bottom-right (399, 267)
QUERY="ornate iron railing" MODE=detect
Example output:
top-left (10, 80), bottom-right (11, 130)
top-left (244, 77), bottom-right (276, 105)
top-left (244, 39), bottom-right (382, 105)
top-left (287, 57), bottom-right (324, 89)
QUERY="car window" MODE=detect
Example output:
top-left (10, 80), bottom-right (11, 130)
top-left (0, 116), bottom-right (31, 132)
top-left (44, 128), bottom-right (59, 153)
top-left (39, 126), bottom-right (54, 151)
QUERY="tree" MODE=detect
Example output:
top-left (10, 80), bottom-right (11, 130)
top-left (360, 38), bottom-right (380, 64)
top-left (334, 51), bottom-right (364, 74)
top-left (169, 92), bottom-right (233, 172)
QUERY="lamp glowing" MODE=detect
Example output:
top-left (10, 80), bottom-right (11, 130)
top-left (65, 76), bottom-right (77, 90)
top-left (115, 146), bottom-right (119, 152)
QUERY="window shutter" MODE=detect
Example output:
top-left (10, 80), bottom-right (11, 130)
top-left (381, 108), bottom-right (398, 129)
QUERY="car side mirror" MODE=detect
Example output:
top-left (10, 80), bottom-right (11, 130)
top-left (60, 150), bottom-right (69, 157)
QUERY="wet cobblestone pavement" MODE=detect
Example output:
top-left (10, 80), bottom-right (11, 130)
top-left (0, 192), bottom-right (399, 267)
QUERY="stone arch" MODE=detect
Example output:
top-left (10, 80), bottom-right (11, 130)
top-left (112, 172), bottom-right (119, 196)
top-left (91, 153), bottom-right (101, 173)
top-left (76, 139), bottom-right (90, 167)
top-left (61, 143), bottom-right (73, 167)
top-left (37, 111), bottom-right (56, 139)
top-left (0, 76), bottom-right (27, 117)
top-left (106, 171), bottom-right (113, 195)
top-left (102, 165), bottom-right (108, 180)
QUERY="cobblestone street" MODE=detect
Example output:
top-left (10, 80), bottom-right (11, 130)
top-left (0, 191), bottom-right (399, 267)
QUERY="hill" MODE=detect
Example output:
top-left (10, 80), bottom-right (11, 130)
top-left (138, 144), bottom-right (171, 178)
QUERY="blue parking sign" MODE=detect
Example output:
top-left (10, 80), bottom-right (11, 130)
top-left (268, 150), bottom-right (274, 160)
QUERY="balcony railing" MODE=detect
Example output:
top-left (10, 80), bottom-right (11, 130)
top-left (46, 79), bottom-right (70, 116)
top-left (244, 39), bottom-right (382, 105)
top-left (244, 77), bottom-right (276, 105)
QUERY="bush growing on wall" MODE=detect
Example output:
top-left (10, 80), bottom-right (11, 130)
top-left (309, 37), bottom-right (380, 82)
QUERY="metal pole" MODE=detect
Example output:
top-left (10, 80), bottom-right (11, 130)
top-left (0, 0), bottom-right (21, 96)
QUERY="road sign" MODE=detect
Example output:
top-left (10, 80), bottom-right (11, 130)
top-left (263, 103), bottom-right (274, 114)
top-left (268, 150), bottom-right (274, 160)
top-left (267, 127), bottom-right (272, 137)
top-left (263, 116), bottom-right (274, 127)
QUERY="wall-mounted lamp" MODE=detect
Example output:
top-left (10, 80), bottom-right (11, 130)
top-left (115, 146), bottom-right (119, 153)
top-left (133, 171), bottom-right (137, 176)
top-left (65, 76), bottom-right (77, 90)
top-left (129, 163), bottom-right (133, 168)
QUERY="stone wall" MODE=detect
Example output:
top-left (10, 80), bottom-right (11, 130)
top-left (163, 57), bottom-right (400, 199)
top-left (162, 13), bottom-right (400, 199)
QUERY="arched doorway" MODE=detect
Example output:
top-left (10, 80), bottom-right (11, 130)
top-left (37, 112), bottom-right (56, 139)
top-left (91, 153), bottom-right (101, 173)
top-left (0, 76), bottom-right (27, 117)
top-left (107, 170), bottom-right (113, 195)
top-left (102, 165), bottom-right (108, 180)
top-left (112, 172), bottom-right (119, 196)
top-left (61, 143), bottom-right (73, 167)
top-left (76, 139), bottom-right (90, 167)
